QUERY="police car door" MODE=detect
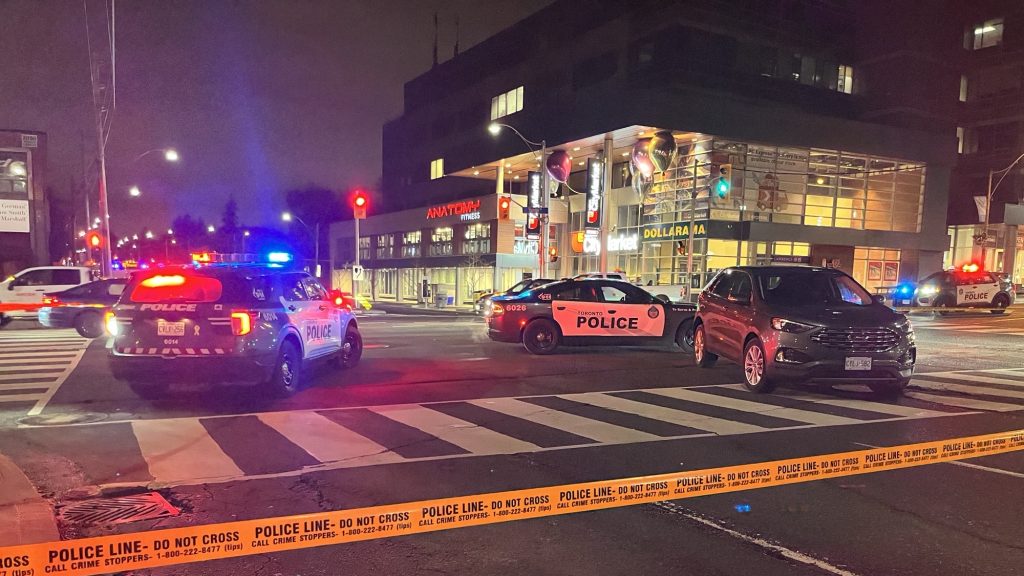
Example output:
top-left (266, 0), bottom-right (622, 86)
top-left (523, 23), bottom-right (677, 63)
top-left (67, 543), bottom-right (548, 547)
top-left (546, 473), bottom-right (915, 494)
top-left (956, 272), bottom-right (1000, 306)
top-left (596, 282), bottom-right (667, 337)
top-left (301, 276), bottom-right (342, 353)
top-left (280, 273), bottom-right (319, 359)
top-left (551, 284), bottom-right (602, 336)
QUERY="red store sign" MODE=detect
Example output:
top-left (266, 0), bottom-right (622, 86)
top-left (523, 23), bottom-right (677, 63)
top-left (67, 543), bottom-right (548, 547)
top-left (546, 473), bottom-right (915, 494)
top-left (426, 200), bottom-right (482, 220)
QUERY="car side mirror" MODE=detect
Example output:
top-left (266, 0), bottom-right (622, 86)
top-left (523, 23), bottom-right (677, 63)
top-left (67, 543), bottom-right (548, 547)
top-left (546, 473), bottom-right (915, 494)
top-left (873, 294), bottom-right (887, 304)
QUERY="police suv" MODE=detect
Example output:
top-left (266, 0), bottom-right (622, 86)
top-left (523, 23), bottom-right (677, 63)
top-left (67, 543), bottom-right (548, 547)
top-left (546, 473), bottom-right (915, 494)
top-left (106, 261), bottom-right (361, 398)
top-left (485, 278), bottom-right (695, 355)
top-left (913, 264), bottom-right (1015, 313)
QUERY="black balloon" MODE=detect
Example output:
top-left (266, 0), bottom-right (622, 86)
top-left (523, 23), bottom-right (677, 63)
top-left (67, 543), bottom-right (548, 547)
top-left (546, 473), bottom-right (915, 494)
top-left (648, 131), bottom-right (677, 174)
top-left (631, 139), bottom-right (654, 179)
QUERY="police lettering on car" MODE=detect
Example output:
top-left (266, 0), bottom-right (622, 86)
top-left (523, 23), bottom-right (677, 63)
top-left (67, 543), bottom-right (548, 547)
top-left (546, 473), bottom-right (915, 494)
top-left (485, 278), bottom-right (695, 355)
top-left (913, 263), bottom-right (1015, 313)
top-left (106, 253), bottom-right (363, 398)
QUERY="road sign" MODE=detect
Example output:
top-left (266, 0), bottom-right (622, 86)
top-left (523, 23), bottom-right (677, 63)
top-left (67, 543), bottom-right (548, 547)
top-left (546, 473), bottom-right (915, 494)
top-left (352, 265), bottom-right (364, 280)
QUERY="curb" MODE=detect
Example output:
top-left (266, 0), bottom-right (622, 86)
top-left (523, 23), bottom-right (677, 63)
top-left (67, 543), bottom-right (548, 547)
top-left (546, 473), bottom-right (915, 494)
top-left (0, 454), bottom-right (59, 546)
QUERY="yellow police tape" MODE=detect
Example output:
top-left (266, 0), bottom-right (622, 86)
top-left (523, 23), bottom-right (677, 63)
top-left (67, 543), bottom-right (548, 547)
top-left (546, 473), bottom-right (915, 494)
top-left (2, 429), bottom-right (1021, 575)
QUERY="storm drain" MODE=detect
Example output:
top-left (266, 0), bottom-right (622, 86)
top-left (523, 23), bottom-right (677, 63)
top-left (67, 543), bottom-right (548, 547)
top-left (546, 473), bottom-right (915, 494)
top-left (58, 492), bottom-right (179, 527)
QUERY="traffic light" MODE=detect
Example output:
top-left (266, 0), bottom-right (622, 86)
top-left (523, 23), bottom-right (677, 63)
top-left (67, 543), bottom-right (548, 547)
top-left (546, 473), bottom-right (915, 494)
top-left (712, 163), bottom-right (732, 199)
top-left (498, 196), bottom-right (511, 220)
top-left (85, 230), bottom-right (103, 249)
top-left (351, 190), bottom-right (368, 219)
top-left (548, 245), bottom-right (558, 263)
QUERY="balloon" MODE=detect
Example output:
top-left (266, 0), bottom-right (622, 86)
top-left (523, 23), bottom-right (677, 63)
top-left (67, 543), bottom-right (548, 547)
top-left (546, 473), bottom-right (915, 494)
top-left (546, 150), bottom-right (571, 183)
top-left (631, 139), bottom-right (654, 179)
top-left (648, 131), bottom-right (677, 173)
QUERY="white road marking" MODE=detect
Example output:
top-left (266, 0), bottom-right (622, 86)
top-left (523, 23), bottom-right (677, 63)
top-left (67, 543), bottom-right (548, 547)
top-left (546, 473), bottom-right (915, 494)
top-left (570, 392), bottom-right (765, 435)
top-left (257, 411), bottom-right (400, 465)
top-left (371, 404), bottom-right (539, 455)
top-left (27, 349), bottom-right (87, 416)
top-left (0, 373), bottom-right (60, 382)
top-left (911, 379), bottom-right (1024, 399)
top-left (931, 373), bottom-right (1024, 387)
top-left (132, 419), bottom-right (244, 483)
top-left (651, 387), bottom-right (863, 426)
top-left (655, 502), bottom-right (861, 576)
top-left (904, 391), bottom-right (1020, 412)
top-left (471, 397), bottom-right (658, 444)
top-left (784, 392), bottom-right (950, 417)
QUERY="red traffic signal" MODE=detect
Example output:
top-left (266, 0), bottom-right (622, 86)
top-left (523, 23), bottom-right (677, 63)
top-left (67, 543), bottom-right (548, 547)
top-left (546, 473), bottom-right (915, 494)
top-left (548, 245), bottom-right (558, 263)
top-left (499, 196), bottom-right (511, 219)
top-left (353, 193), bottom-right (368, 208)
top-left (85, 230), bottom-right (103, 249)
top-left (351, 190), bottom-right (369, 220)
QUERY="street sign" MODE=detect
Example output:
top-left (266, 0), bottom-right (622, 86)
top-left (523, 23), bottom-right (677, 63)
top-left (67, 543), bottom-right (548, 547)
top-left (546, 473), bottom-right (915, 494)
top-left (353, 206), bottom-right (367, 220)
top-left (352, 264), bottom-right (364, 280)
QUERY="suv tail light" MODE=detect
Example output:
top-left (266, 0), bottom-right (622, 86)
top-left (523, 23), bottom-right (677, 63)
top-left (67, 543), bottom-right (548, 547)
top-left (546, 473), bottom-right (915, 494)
top-left (231, 311), bottom-right (254, 336)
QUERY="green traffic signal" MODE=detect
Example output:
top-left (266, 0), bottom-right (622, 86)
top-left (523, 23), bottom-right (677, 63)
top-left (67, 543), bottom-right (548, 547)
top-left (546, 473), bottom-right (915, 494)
top-left (716, 180), bottom-right (730, 197)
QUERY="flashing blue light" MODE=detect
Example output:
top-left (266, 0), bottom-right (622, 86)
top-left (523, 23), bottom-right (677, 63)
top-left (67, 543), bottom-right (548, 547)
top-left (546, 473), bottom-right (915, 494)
top-left (139, 263), bottom-right (150, 270)
top-left (266, 252), bottom-right (292, 263)
top-left (111, 260), bottom-right (124, 271)
top-left (734, 504), bottom-right (751, 513)
top-left (895, 283), bottom-right (915, 296)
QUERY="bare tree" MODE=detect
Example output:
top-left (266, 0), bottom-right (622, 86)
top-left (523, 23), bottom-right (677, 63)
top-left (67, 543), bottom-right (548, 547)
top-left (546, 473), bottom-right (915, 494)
top-left (461, 254), bottom-right (490, 302)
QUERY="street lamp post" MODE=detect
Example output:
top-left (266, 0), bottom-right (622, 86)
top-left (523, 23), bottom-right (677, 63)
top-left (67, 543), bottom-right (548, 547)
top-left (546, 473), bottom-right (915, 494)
top-left (982, 150), bottom-right (1024, 268)
top-left (283, 212), bottom-right (320, 277)
top-left (488, 122), bottom-right (548, 278)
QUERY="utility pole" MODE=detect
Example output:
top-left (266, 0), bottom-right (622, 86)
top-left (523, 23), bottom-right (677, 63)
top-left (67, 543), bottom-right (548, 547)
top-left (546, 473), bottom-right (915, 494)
top-left (599, 134), bottom-right (613, 274)
top-left (538, 140), bottom-right (548, 279)
top-left (685, 156), bottom-right (698, 301)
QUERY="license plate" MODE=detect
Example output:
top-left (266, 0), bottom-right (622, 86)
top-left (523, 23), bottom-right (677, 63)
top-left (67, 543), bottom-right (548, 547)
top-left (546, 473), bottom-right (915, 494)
top-left (157, 320), bottom-right (185, 336)
top-left (845, 357), bottom-right (872, 371)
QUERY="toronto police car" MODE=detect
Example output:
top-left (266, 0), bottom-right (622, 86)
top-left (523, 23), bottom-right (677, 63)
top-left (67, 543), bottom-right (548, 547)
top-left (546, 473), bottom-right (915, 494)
top-left (485, 278), bottom-right (695, 354)
top-left (913, 264), bottom-right (1015, 313)
top-left (106, 255), bottom-right (361, 398)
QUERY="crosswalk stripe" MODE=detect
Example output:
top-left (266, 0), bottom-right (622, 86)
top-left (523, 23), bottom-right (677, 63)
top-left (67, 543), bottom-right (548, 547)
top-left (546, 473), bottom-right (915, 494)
top-left (0, 339), bottom-right (88, 346)
top-left (371, 404), bottom-right (540, 455)
top-left (257, 411), bottom-right (401, 465)
top-left (0, 393), bottom-right (44, 403)
top-left (469, 397), bottom-right (654, 444)
top-left (523, 395), bottom-right (710, 437)
top-left (650, 387), bottom-right (864, 426)
top-left (428, 401), bottom-right (595, 448)
top-left (911, 378), bottom-right (1024, 400)
top-left (0, 367), bottom-right (65, 375)
top-left (0, 362), bottom-right (72, 368)
top-left (904, 391), bottom-right (1021, 412)
top-left (0, 373), bottom-right (58, 382)
top-left (709, 385), bottom-right (900, 420)
top-left (132, 419), bottom-right (244, 482)
top-left (0, 382), bottom-right (57, 390)
top-left (935, 373), bottom-right (1024, 387)
top-left (570, 392), bottom-right (765, 435)
top-left (780, 391), bottom-right (951, 417)
top-left (0, 347), bottom-right (85, 355)
top-left (317, 408), bottom-right (468, 459)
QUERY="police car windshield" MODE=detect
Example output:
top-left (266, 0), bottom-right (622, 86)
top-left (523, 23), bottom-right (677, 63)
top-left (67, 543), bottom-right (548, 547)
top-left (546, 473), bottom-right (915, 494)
top-left (759, 270), bottom-right (872, 306)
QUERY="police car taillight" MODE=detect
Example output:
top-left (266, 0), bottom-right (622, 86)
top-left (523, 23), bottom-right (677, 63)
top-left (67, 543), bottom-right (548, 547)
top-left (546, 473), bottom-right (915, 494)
top-left (231, 311), bottom-right (254, 336)
top-left (490, 303), bottom-right (504, 316)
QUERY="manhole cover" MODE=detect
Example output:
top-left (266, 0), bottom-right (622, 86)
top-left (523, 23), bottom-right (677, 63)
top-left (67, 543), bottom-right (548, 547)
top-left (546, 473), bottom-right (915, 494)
top-left (58, 492), bottom-right (179, 527)
top-left (19, 412), bottom-right (108, 426)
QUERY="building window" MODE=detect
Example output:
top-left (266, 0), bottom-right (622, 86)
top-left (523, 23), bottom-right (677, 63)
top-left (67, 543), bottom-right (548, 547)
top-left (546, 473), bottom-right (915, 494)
top-left (358, 237), bottom-right (370, 261)
top-left (0, 151), bottom-right (29, 195)
top-left (836, 65), bottom-right (854, 94)
top-left (429, 226), bottom-right (453, 256)
top-left (959, 75), bottom-right (969, 102)
top-left (853, 248), bottom-right (901, 291)
top-left (956, 126), bottom-right (965, 154)
top-left (462, 222), bottom-right (491, 255)
top-left (375, 234), bottom-right (394, 259)
top-left (401, 230), bottom-right (421, 258)
top-left (970, 18), bottom-right (1004, 50)
top-left (489, 86), bottom-right (524, 120)
top-left (430, 158), bottom-right (444, 180)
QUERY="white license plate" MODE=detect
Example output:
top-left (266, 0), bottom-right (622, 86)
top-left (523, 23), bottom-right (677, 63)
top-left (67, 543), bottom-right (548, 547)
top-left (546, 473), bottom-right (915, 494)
top-left (845, 357), bottom-right (872, 371)
top-left (157, 321), bottom-right (185, 336)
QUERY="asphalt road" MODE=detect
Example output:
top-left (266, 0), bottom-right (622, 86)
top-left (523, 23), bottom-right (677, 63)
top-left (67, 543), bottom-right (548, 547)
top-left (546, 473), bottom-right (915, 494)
top-left (0, 310), bottom-right (1023, 575)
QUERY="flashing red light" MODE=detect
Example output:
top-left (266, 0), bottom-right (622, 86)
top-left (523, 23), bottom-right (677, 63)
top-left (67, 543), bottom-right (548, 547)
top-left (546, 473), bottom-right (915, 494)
top-left (961, 263), bottom-right (980, 273)
top-left (352, 191), bottom-right (368, 208)
top-left (85, 231), bottom-right (103, 249)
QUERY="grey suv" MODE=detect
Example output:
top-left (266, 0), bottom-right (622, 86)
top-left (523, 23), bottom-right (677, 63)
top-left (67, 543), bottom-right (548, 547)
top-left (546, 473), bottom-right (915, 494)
top-left (693, 266), bottom-right (915, 396)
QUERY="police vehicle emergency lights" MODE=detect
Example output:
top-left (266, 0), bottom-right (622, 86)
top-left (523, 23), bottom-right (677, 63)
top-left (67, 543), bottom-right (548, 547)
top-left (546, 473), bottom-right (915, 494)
top-left (912, 263), bottom-right (1015, 313)
top-left (106, 252), bottom-right (361, 398)
top-left (485, 278), bottom-right (695, 355)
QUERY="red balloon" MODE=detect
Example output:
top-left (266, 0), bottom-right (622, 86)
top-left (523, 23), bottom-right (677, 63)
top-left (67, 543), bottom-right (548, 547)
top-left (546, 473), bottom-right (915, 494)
top-left (546, 150), bottom-right (571, 183)
top-left (631, 139), bottom-right (654, 179)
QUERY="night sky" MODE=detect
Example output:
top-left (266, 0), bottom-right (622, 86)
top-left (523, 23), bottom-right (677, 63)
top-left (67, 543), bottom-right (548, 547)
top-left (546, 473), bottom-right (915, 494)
top-left (1, 0), bottom-right (551, 235)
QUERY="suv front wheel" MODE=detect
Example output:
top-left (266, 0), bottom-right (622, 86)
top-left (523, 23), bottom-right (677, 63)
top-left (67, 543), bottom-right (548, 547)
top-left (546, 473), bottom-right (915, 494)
top-left (694, 324), bottom-right (717, 368)
top-left (742, 338), bottom-right (776, 393)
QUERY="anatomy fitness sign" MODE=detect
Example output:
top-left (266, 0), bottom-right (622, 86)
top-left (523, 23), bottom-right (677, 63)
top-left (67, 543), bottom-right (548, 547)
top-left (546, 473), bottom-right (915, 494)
top-left (426, 200), bottom-right (481, 222)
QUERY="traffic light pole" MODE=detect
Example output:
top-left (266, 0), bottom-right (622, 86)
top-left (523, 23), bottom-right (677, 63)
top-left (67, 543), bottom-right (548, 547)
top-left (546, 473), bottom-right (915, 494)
top-left (685, 156), bottom-right (697, 302)
top-left (353, 216), bottom-right (360, 297)
top-left (538, 140), bottom-right (548, 279)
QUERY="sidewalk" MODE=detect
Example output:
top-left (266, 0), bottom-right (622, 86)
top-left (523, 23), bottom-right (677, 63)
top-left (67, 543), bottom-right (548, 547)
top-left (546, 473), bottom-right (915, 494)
top-left (0, 453), bottom-right (59, 545)
top-left (370, 301), bottom-right (478, 317)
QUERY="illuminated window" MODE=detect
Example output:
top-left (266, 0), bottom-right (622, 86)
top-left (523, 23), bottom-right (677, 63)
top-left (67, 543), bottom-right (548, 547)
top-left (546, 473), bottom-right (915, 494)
top-left (836, 65), bottom-right (854, 94)
top-left (970, 18), bottom-right (1003, 50)
top-left (959, 75), bottom-right (968, 102)
top-left (489, 86), bottom-right (524, 120)
top-left (430, 158), bottom-right (444, 180)
top-left (401, 230), bottom-right (421, 258)
top-left (956, 127), bottom-right (965, 154)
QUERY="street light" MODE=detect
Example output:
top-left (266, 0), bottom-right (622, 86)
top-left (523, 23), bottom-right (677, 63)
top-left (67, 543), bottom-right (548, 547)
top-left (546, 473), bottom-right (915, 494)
top-left (282, 211), bottom-right (321, 277)
top-left (207, 225), bottom-right (215, 233)
top-left (242, 230), bottom-right (250, 253)
top-left (982, 150), bottom-right (1024, 268)
top-left (164, 149), bottom-right (179, 162)
top-left (145, 231), bottom-right (154, 239)
top-left (167, 229), bottom-right (174, 235)
top-left (488, 121), bottom-right (550, 277)
top-left (129, 186), bottom-right (141, 197)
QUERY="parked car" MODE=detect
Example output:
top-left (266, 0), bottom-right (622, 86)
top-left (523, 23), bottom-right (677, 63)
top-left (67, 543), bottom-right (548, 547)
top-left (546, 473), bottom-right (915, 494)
top-left (693, 266), bottom-right (915, 396)
top-left (913, 265), bottom-right (1015, 313)
top-left (0, 266), bottom-right (93, 326)
top-left (38, 278), bottom-right (127, 337)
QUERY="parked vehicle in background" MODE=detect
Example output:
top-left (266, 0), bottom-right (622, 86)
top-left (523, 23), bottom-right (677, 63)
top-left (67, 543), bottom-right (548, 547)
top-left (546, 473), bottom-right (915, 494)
top-left (572, 272), bottom-right (627, 281)
top-left (913, 264), bottom-right (1015, 313)
top-left (38, 278), bottom-right (128, 338)
top-left (0, 266), bottom-right (93, 326)
top-left (694, 266), bottom-right (916, 397)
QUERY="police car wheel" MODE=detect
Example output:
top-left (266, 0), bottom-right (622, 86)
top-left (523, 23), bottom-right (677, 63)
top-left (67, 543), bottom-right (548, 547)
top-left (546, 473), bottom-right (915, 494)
top-left (338, 325), bottom-right (362, 369)
top-left (267, 340), bottom-right (302, 397)
top-left (522, 319), bottom-right (560, 355)
top-left (991, 294), bottom-right (1010, 313)
top-left (675, 319), bottom-right (695, 352)
top-left (694, 324), bottom-right (717, 368)
top-left (74, 311), bottom-right (104, 338)
top-left (742, 338), bottom-right (776, 393)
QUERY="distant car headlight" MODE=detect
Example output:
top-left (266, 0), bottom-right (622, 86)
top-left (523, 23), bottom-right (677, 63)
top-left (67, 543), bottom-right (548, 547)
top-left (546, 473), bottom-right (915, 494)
top-left (771, 317), bottom-right (815, 333)
top-left (918, 285), bottom-right (938, 296)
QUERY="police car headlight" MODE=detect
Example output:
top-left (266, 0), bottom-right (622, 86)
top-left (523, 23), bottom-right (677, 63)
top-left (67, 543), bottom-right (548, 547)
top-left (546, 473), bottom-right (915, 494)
top-left (918, 285), bottom-right (938, 296)
top-left (105, 312), bottom-right (119, 336)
